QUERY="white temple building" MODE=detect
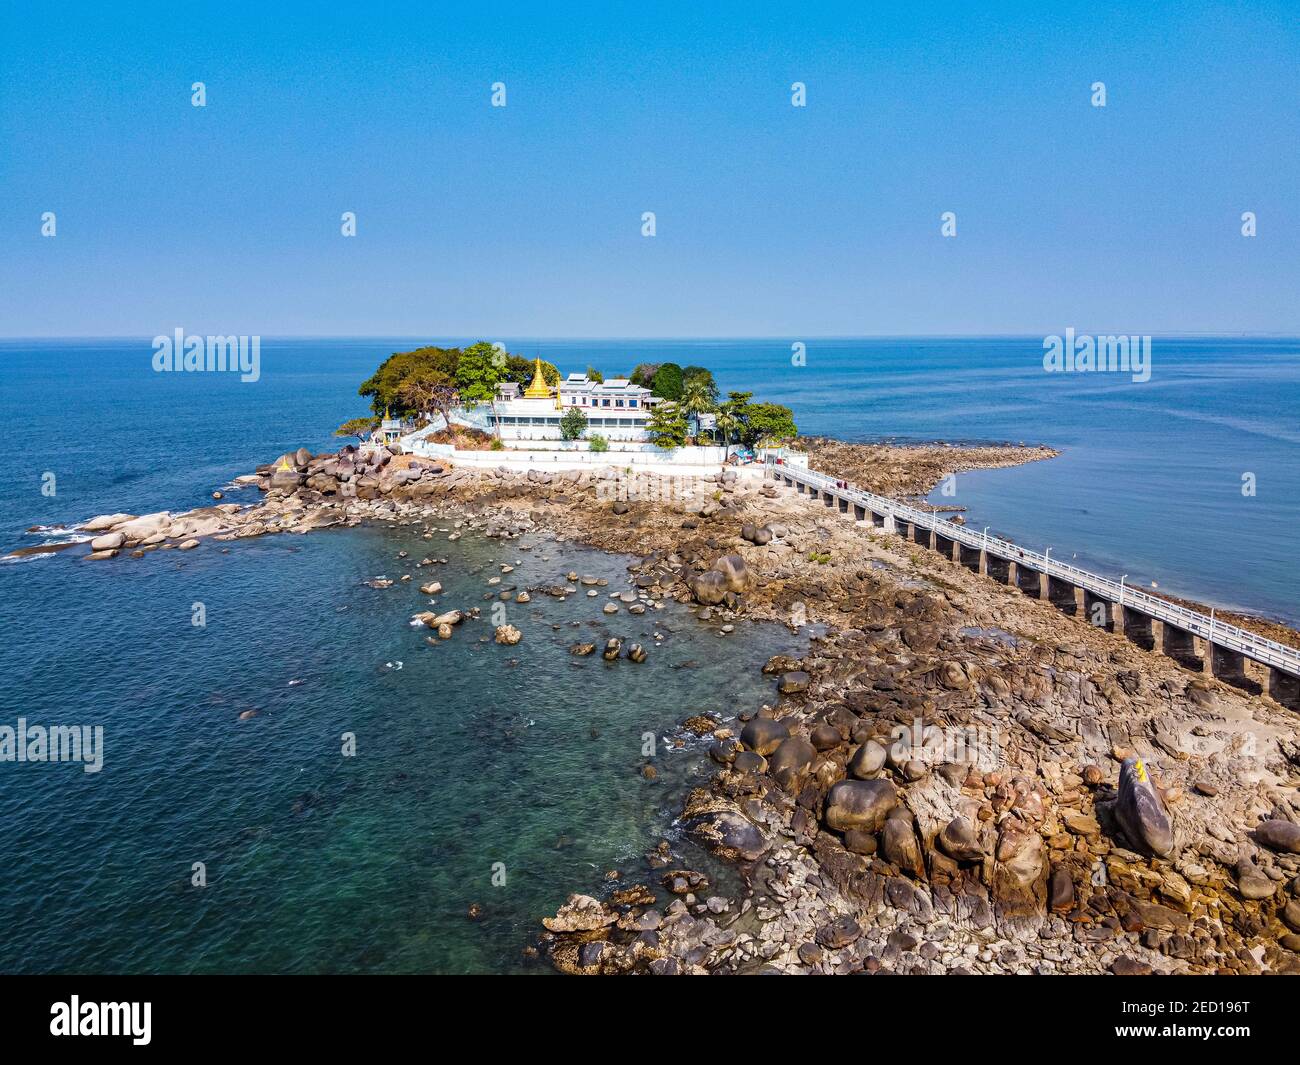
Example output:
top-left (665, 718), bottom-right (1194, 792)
top-left (486, 363), bottom-right (661, 443)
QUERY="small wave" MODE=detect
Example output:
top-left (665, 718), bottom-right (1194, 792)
top-left (1, 552), bottom-right (52, 565)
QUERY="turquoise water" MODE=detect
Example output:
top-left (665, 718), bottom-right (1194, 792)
top-left (0, 335), bottom-right (1296, 972)
top-left (0, 519), bottom-right (795, 973)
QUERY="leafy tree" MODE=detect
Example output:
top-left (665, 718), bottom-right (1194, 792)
top-left (456, 341), bottom-right (509, 402)
top-left (335, 416), bottom-right (379, 440)
top-left (713, 391), bottom-right (797, 450)
top-left (629, 362), bottom-right (659, 389)
top-left (559, 406), bottom-right (589, 441)
top-left (650, 362), bottom-right (684, 401)
top-left (646, 402), bottom-right (689, 449)
top-left (359, 346), bottom-right (460, 415)
top-left (502, 354), bottom-right (561, 387)
top-left (678, 377), bottom-right (717, 421)
top-left (681, 365), bottom-right (718, 403)
top-left (713, 408), bottom-right (742, 456)
top-left (587, 433), bottom-right (609, 453)
top-left (740, 401), bottom-right (798, 447)
top-left (398, 371), bottom-right (459, 427)
top-left (585, 366), bottom-right (604, 383)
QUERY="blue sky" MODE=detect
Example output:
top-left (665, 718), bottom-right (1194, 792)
top-left (1, 0), bottom-right (1297, 336)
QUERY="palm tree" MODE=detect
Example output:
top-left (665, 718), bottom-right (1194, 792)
top-left (678, 378), bottom-right (716, 442)
top-left (713, 405), bottom-right (742, 459)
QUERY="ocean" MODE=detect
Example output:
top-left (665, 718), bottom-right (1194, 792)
top-left (1, 335), bottom-right (1296, 972)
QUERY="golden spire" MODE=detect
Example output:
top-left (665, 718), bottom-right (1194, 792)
top-left (523, 356), bottom-right (551, 399)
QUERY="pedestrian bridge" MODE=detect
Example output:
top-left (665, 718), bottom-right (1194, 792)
top-left (766, 460), bottom-right (1300, 710)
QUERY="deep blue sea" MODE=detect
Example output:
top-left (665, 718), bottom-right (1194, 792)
top-left (1, 336), bottom-right (1297, 973)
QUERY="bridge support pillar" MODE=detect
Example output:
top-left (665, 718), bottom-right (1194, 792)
top-left (984, 554), bottom-right (1012, 584)
top-left (912, 524), bottom-right (932, 549)
top-left (1082, 590), bottom-right (1116, 632)
top-left (1013, 563), bottom-right (1043, 598)
top-left (1118, 606), bottom-right (1155, 650)
top-left (958, 543), bottom-right (982, 573)
top-left (881, 515), bottom-right (897, 535)
top-left (1269, 669), bottom-right (1300, 712)
top-left (1161, 624), bottom-right (1202, 670)
top-left (935, 533), bottom-right (958, 562)
top-left (1208, 643), bottom-right (1258, 694)
top-left (1046, 575), bottom-right (1079, 616)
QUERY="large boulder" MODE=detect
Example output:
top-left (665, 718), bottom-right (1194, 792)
top-left (270, 469), bottom-right (306, 491)
top-left (1114, 756), bottom-right (1175, 857)
top-left (685, 810), bottom-right (768, 862)
top-left (882, 816), bottom-right (925, 878)
top-left (849, 740), bottom-right (887, 778)
top-left (711, 554), bottom-right (750, 593)
top-left (824, 779), bottom-right (897, 833)
top-left (690, 570), bottom-right (728, 606)
top-left (740, 718), bottom-right (789, 756)
top-left (89, 532), bottom-right (125, 551)
top-left (113, 512), bottom-right (171, 540)
top-left (993, 820), bottom-right (1047, 919)
top-left (1253, 819), bottom-right (1300, 854)
top-left (82, 513), bottom-right (135, 532)
top-left (542, 894), bottom-right (616, 933)
top-left (767, 737), bottom-right (816, 788)
top-left (778, 670), bottom-right (810, 695)
top-left (938, 816), bottom-right (985, 862)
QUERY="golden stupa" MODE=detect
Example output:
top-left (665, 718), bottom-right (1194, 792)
top-left (522, 356), bottom-right (552, 399)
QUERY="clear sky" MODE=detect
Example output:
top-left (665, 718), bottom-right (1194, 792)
top-left (1, 0), bottom-right (1297, 337)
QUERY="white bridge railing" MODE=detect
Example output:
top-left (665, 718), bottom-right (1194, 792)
top-left (769, 460), bottom-right (1300, 676)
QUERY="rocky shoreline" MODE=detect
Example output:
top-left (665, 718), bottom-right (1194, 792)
top-left (15, 439), bottom-right (1300, 976)
top-left (797, 436), bottom-right (1061, 500)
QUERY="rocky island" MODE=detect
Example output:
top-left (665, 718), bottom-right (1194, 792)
top-left (17, 427), bottom-right (1300, 978)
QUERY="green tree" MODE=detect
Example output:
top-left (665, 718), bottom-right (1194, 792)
top-left (587, 433), bottom-right (609, 453)
top-left (681, 365), bottom-right (718, 403)
top-left (585, 366), bottom-right (604, 383)
top-left (713, 391), bottom-right (797, 451)
top-left (456, 341), bottom-right (508, 402)
top-left (714, 391), bottom-right (750, 456)
top-left (358, 346), bottom-right (460, 415)
top-left (559, 406), bottom-right (589, 441)
top-left (650, 362), bottom-right (684, 401)
top-left (646, 402), bottom-right (689, 449)
top-left (678, 376), bottom-right (717, 426)
top-left (397, 370), bottom-right (459, 426)
top-left (740, 401), bottom-right (798, 448)
top-left (502, 354), bottom-right (561, 387)
top-left (335, 416), bottom-right (379, 440)
top-left (629, 362), bottom-right (659, 389)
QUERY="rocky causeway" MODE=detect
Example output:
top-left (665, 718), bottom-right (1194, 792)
top-left (15, 440), bottom-right (1300, 976)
